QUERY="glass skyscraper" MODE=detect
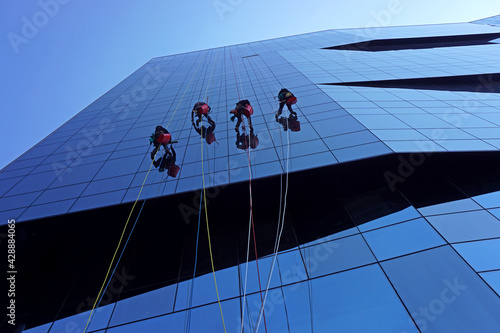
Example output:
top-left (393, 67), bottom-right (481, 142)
top-left (2, 15), bottom-right (500, 333)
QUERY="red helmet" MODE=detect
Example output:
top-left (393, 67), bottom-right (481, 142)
top-left (157, 133), bottom-right (171, 144)
top-left (199, 103), bottom-right (210, 114)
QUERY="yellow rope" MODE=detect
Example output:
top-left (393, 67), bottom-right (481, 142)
top-left (200, 48), bottom-right (227, 331)
top-left (83, 51), bottom-right (208, 333)
top-left (201, 129), bottom-right (227, 332)
top-left (83, 151), bottom-right (157, 333)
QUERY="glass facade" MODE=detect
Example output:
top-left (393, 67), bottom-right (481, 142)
top-left (1, 16), bottom-right (500, 333)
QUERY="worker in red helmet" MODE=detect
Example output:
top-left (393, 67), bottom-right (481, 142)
top-left (276, 88), bottom-right (297, 117)
top-left (230, 99), bottom-right (253, 132)
top-left (151, 125), bottom-right (172, 160)
top-left (191, 109), bottom-right (217, 145)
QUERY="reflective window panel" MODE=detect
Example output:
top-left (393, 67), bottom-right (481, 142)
top-left (382, 246), bottom-right (500, 333)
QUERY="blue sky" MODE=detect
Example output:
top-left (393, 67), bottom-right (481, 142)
top-left (1, 0), bottom-right (500, 170)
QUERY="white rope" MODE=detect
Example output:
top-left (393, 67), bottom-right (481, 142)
top-left (244, 55), bottom-right (292, 333)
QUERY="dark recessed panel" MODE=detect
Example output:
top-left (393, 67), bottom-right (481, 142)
top-left (323, 73), bottom-right (500, 94)
top-left (323, 33), bottom-right (500, 51)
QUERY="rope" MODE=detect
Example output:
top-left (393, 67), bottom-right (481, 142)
top-left (242, 54), bottom-right (292, 333)
top-left (229, 48), bottom-right (268, 333)
top-left (184, 48), bottom-right (223, 332)
top-left (246, 56), bottom-right (288, 258)
top-left (183, 56), bottom-right (211, 330)
top-left (201, 116), bottom-right (227, 332)
top-left (183, 187), bottom-right (202, 333)
top-left (95, 160), bottom-right (161, 317)
top-left (255, 138), bottom-right (289, 332)
top-left (174, 53), bottom-right (213, 326)
top-left (237, 118), bottom-right (269, 333)
top-left (157, 51), bottom-right (211, 194)
top-left (201, 48), bottom-right (227, 331)
top-left (83, 51), bottom-right (208, 333)
top-left (246, 130), bottom-right (269, 333)
top-left (240, 206), bottom-right (253, 333)
top-left (83, 147), bottom-right (160, 333)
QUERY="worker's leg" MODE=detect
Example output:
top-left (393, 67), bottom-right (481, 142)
top-left (235, 116), bottom-right (242, 131)
top-left (247, 116), bottom-right (253, 132)
top-left (162, 143), bottom-right (171, 157)
top-left (151, 143), bottom-right (160, 160)
top-left (277, 101), bottom-right (285, 116)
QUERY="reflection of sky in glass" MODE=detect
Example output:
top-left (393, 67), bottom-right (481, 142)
top-left (363, 217), bottom-right (445, 261)
top-left (46, 303), bottom-right (114, 332)
top-left (382, 246), bottom-right (500, 332)
top-left (311, 264), bottom-right (419, 332)
top-left (109, 284), bottom-right (176, 326)
top-left (426, 210), bottom-right (500, 243)
top-left (452, 239), bottom-right (500, 272)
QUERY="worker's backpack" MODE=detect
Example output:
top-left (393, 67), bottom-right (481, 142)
top-left (278, 89), bottom-right (293, 101)
top-left (286, 96), bottom-right (297, 105)
top-left (206, 132), bottom-right (216, 145)
top-left (289, 119), bottom-right (301, 132)
top-left (168, 164), bottom-right (180, 177)
top-left (250, 134), bottom-right (259, 149)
